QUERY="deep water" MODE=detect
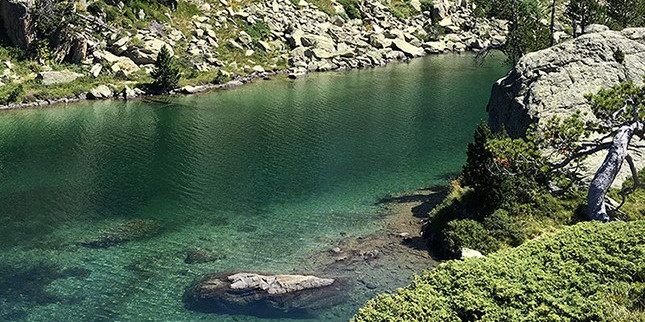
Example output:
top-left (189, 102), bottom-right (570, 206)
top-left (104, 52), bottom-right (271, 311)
top-left (0, 54), bottom-right (507, 321)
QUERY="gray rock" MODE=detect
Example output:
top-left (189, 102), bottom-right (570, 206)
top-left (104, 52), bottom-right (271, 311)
top-left (460, 248), bottom-right (484, 259)
top-left (487, 28), bottom-right (645, 186)
top-left (90, 64), bottom-right (103, 78)
top-left (369, 33), bottom-right (390, 49)
top-left (122, 85), bottom-right (137, 100)
top-left (181, 85), bottom-right (209, 94)
top-left (184, 272), bottom-right (346, 316)
top-left (391, 38), bottom-right (424, 57)
top-left (584, 24), bottom-right (610, 34)
top-left (126, 39), bottom-right (173, 64)
top-left (87, 85), bottom-right (114, 100)
top-left (227, 39), bottom-right (244, 50)
top-left (238, 31), bottom-right (253, 45)
top-left (36, 71), bottom-right (83, 85)
top-left (423, 41), bottom-right (447, 54)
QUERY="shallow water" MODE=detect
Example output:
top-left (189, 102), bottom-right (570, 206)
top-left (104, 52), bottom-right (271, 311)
top-left (0, 54), bottom-right (507, 321)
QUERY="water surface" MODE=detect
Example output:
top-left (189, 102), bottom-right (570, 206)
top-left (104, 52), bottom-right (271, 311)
top-left (0, 54), bottom-right (506, 321)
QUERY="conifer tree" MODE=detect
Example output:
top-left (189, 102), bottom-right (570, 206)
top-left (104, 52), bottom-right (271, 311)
top-left (150, 45), bottom-right (180, 93)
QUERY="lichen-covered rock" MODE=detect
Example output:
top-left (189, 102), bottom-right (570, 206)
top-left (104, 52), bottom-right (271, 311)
top-left (184, 272), bottom-right (347, 317)
top-left (391, 38), bottom-right (424, 58)
top-left (87, 85), bottom-right (114, 100)
top-left (36, 71), bottom-right (83, 86)
top-left (487, 27), bottom-right (645, 185)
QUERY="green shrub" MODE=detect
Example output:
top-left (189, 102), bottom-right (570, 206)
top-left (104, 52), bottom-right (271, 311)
top-left (420, 0), bottom-right (434, 12)
top-left (482, 209), bottom-right (525, 247)
top-left (150, 45), bottom-right (180, 93)
top-left (0, 84), bottom-right (24, 105)
top-left (440, 219), bottom-right (500, 255)
top-left (213, 69), bottom-right (231, 85)
top-left (338, 0), bottom-right (361, 19)
top-left (240, 20), bottom-right (271, 41)
top-left (355, 221), bottom-right (645, 321)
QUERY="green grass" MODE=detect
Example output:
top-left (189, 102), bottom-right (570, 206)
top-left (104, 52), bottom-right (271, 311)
top-left (354, 220), bottom-right (645, 321)
top-left (308, 0), bottom-right (336, 15)
top-left (607, 168), bottom-right (645, 221)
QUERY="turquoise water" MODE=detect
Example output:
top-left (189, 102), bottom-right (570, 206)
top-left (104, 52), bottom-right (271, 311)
top-left (0, 54), bottom-right (506, 321)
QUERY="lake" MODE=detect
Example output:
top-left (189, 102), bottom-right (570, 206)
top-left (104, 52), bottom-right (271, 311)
top-left (0, 54), bottom-right (506, 321)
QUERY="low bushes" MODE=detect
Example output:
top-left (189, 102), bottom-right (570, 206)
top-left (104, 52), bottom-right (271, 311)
top-left (355, 221), bottom-right (645, 321)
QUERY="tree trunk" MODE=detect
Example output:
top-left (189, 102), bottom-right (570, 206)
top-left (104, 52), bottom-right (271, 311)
top-left (587, 122), bottom-right (642, 221)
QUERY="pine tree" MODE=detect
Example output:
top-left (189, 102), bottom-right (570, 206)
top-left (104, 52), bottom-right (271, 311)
top-left (150, 45), bottom-right (180, 93)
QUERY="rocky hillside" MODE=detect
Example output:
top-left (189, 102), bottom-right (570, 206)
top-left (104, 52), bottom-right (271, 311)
top-left (487, 26), bottom-right (645, 185)
top-left (0, 0), bottom-right (507, 106)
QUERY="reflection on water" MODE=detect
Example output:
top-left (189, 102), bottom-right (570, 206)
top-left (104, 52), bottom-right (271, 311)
top-left (0, 54), bottom-right (506, 321)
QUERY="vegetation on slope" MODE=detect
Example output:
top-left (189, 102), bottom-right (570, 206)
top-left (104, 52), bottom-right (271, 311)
top-left (423, 79), bottom-right (645, 258)
top-left (354, 220), bottom-right (645, 321)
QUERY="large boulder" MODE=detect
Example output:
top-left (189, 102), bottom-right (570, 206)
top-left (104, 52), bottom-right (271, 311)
top-left (487, 27), bottom-right (645, 185)
top-left (391, 38), bottom-right (424, 57)
top-left (125, 39), bottom-right (174, 65)
top-left (0, 0), bottom-right (34, 49)
top-left (36, 71), bottom-right (83, 85)
top-left (184, 272), bottom-right (347, 317)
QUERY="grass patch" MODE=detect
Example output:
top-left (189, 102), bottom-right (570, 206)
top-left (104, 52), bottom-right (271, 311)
top-left (607, 168), bottom-right (645, 221)
top-left (308, 0), bottom-right (336, 15)
top-left (355, 220), bottom-right (645, 321)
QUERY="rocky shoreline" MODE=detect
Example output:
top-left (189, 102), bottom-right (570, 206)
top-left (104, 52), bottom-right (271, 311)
top-left (0, 0), bottom-right (509, 110)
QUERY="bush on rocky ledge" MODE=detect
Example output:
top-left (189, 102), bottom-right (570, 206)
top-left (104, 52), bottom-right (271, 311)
top-left (354, 220), bottom-right (645, 322)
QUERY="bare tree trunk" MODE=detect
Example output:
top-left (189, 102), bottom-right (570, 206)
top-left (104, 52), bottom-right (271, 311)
top-left (587, 122), bottom-right (642, 221)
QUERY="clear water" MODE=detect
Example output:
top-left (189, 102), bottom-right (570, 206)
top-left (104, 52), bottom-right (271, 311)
top-left (0, 54), bottom-right (506, 321)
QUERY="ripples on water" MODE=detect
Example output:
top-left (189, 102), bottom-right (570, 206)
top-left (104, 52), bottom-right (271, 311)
top-left (0, 54), bottom-right (506, 321)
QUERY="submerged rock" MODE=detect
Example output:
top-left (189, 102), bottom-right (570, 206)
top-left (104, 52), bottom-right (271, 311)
top-left (80, 219), bottom-right (162, 248)
top-left (184, 272), bottom-right (347, 317)
top-left (185, 249), bottom-right (223, 264)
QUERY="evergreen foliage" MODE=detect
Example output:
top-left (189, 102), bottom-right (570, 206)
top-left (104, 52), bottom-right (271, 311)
top-left (150, 45), bottom-right (180, 93)
top-left (355, 221), bottom-right (645, 321)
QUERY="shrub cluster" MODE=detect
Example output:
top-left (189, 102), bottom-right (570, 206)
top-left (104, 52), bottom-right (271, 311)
top-left (422, 122), bottom-right (584, 258)
top-left (355, 221), bottom-right (645, 321)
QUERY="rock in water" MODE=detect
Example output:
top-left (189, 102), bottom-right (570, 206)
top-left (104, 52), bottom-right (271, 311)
top-left (184, 272), bottom-right (347, 317)
top-left (80, 219), bottom-right (161, 248)
top-left (487, 27), bottom-right (645, 186)
top-left (185, 249), bottom-right (222, 264)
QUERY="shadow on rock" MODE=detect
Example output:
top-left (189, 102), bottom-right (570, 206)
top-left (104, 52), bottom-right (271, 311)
top-left (183, 272), bottom-right (350, 318)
